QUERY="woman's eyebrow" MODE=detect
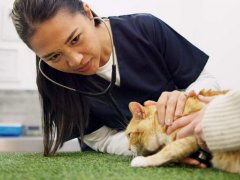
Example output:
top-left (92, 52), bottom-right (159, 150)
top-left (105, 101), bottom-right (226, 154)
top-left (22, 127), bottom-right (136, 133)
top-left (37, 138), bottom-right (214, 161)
top-left (42, 28), bottom-right (79, 59)
top-left (42, 52), bottom-right (55, 59)
top-left (64, 28), bottom-right (78, 44)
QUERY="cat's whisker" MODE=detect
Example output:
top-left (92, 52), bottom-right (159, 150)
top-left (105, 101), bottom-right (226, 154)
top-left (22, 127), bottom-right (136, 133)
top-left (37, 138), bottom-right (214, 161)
top-left (128, 151), bottom-right (137, 163)
top-left (128, 156), bottom-right (133, 163)
top-left (127, 154), bottom-right (133, 164)
top-left (132, 151), bottom-right (137, 158)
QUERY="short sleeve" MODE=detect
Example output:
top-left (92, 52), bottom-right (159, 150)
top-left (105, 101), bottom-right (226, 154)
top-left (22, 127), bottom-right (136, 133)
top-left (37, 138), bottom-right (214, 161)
top-left (151, 15), bottom-right (209, 89)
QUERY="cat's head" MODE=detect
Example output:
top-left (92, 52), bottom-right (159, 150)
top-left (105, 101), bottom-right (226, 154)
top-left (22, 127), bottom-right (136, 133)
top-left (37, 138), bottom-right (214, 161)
top-left (126, 102), bottom-right (165, 156)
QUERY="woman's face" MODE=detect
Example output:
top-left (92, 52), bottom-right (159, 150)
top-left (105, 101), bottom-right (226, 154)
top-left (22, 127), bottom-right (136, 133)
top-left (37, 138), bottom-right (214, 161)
top-left (30, 5), bottom-right (103, 75)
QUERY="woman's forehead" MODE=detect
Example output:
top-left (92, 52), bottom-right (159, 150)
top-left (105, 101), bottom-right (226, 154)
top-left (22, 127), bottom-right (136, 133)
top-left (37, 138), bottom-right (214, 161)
top-left (29, 10), bottom-right (87, 55)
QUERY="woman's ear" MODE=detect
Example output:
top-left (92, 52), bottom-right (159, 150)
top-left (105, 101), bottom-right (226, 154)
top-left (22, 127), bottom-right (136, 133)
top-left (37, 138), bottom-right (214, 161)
top-left (82, 3), bottom-right (93, 20)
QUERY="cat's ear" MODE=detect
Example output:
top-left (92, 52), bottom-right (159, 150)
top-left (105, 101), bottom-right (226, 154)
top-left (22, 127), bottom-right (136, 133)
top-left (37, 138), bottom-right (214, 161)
top-left (129, 102), bottom-right (147, 119)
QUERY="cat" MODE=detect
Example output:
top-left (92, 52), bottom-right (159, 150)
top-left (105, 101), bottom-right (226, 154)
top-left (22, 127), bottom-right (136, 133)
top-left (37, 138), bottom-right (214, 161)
top-left (125, 89), bottom-right (240, 173)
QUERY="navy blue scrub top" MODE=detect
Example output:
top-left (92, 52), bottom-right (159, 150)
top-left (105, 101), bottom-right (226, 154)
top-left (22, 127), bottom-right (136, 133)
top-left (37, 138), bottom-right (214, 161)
top-left (76, 14), bottom-right (208, 135)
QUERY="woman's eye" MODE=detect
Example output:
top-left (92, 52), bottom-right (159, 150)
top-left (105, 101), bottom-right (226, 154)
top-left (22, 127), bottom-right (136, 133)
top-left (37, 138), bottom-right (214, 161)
top-left (49, 54), bottom-right (61, 61)
top-left (70, 34), bottom-right (80, 45)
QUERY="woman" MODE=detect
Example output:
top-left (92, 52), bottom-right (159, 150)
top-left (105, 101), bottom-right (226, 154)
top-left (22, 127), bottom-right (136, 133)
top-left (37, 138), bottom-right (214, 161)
top-left (11, 0), bottom-right (219, 156)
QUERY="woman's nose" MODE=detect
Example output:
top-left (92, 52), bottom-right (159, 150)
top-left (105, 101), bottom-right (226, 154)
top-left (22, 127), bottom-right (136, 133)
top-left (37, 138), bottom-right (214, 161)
top-left (66, 52), bottom-right (84, 68)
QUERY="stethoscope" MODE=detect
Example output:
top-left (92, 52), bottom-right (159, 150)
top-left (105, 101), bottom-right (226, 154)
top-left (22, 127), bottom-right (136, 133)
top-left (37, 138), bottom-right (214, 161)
top-left (38, 17), bottom-right (128, 125)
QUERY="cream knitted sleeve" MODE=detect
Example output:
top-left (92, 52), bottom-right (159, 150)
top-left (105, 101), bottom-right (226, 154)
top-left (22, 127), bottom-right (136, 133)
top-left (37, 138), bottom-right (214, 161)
top-left (202, 89), bottom-right (240, 151)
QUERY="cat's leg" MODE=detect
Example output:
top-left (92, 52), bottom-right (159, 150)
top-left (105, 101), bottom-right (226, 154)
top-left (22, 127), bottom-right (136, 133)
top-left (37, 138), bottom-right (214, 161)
top-left (131, 136), bottom-right (198, 167)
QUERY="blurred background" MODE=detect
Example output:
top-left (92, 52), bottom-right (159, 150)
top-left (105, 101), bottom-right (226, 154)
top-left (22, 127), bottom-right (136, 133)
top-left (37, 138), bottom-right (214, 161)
top-left (0, 0), bottom-right (239, 151)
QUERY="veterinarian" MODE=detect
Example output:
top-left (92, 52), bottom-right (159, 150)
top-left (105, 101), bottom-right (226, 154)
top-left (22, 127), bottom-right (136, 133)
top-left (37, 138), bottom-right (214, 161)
top-left (11, 0), bottom-right (219, 156)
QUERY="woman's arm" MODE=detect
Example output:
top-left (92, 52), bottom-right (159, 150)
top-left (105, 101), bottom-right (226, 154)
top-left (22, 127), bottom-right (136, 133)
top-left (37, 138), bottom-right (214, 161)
top-left (201, 89), bottom-right (240, 151)
top-left (83, 126), bottom-right (132, 156)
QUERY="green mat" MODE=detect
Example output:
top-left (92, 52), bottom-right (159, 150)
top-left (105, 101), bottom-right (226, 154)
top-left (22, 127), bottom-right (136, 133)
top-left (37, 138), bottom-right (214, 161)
top-left (0, 151), bottom-right (239, 180)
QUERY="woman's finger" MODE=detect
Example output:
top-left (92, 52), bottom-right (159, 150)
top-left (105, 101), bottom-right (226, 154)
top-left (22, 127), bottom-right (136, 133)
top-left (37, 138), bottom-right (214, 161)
top-left (181, 158), bottom-right (200, 166)
top-left (164, 91), bottom-right (180, 125)
top-left (175, 92), bottom-right (188, 118)
top-left (144, 100), bottom-right (157, 106)
top-left (176, 121), bottom-right (195, 139)
top-left (166, 115), bottom-right (193, 134)
top-left (198, 95), bottom-right (214, 104)
top-left (188, 90), bottom-right (197, 97)
top-left (176, 110), bottom-right (203, 139)
top-left (156, 92), bottom-right (169, 125)
top-left (180, 158), bottom-right (207, 168)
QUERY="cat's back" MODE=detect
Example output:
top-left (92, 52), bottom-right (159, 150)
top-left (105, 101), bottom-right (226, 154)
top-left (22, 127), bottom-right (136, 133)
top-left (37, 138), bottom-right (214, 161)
top-left (212, 150), bottom-right (240, 173)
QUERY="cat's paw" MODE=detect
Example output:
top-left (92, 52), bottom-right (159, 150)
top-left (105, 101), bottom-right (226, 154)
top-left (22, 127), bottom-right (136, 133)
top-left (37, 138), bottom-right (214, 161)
top-left (131, 156), bottom-right (148, 167)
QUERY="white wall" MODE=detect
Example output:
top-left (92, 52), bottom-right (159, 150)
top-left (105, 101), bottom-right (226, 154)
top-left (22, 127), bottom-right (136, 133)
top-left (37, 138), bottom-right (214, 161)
top-left (0, 0), bottom-right (36, 90)
top-left (0, 0), bottom-right (239, 90)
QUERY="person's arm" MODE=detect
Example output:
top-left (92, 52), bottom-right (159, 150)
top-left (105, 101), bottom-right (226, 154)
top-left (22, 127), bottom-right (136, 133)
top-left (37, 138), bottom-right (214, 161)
top-left (201, 89), bottom-right (240, 151)
top-left (83, 126), bottom-right (132, 156)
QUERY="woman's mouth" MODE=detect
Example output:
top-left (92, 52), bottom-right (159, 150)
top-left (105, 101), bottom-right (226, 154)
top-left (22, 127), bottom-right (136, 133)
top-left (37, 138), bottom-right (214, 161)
top-left (76, 59), bottom-right (92, 72)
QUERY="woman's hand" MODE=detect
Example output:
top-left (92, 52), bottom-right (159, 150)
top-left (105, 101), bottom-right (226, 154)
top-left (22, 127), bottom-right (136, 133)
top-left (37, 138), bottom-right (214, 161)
top-left (166, 94), bottom-right (215, 139)
top-left (165, 94), bottom-right (215, 168)
top-left (145, 90), bottom-right (188, 126)
top-left (181, 158), bottom-right (207, 168)
top-left (166, 107), bottom-right (206, 139)
top-left (165, 108), bottom-right (208, 168)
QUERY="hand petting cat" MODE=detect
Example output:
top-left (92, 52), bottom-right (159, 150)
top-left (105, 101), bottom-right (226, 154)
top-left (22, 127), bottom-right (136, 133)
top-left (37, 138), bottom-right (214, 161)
top-left (145, 90), bottom-right (215, 168)
top-left (129, 90), bottom-right (237, 172)
top-left (144, 90), bottom-right (188, 126)
top-left (166, 94), bottom-right (215, 146)
top-left (166, 92), bottom-right (215, 168)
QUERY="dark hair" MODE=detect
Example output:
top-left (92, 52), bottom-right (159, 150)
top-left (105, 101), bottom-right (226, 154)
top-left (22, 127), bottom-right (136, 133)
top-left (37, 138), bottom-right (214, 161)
top-left (11, 0), bottom-right (101, 156)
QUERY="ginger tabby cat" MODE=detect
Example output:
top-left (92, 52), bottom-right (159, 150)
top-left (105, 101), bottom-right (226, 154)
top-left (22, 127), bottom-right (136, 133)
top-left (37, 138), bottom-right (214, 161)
top-left (126, 89), bottom-right (240, 173)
